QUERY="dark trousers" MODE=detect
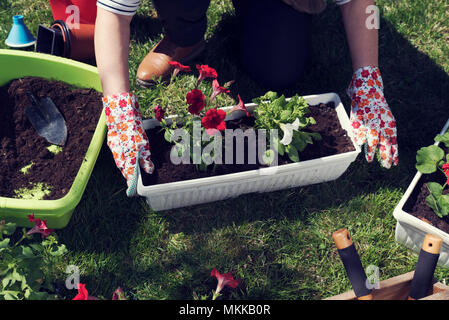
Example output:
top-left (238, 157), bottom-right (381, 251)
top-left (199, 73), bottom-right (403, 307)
top-left (152, 0), bottom-right (311, 90)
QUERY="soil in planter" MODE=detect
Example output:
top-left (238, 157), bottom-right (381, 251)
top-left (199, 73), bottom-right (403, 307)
top-left (403, 171), bottom-right (449, 234)
top-left (0, 77), bottom-right (103, 200)
top-left (141, 102), bottom-right (355, 186)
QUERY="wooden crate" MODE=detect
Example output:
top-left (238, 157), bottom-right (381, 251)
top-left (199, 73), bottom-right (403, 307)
top-left (325, 271), bottom-right (449, 300)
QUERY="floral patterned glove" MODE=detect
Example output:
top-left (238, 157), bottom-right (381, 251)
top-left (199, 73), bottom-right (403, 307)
top-left (347, 66), bottom-right (398, 169)
top-left (103, 92), bottom-right (154, 196)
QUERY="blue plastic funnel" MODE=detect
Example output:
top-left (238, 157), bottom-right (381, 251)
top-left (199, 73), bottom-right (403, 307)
top-left (5, 15), bottom-right (36, 48)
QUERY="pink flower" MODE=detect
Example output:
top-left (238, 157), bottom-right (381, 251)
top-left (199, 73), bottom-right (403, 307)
top-left (229, 95), bottom-right (251, 117)
top-left (196, 64), bottom-right (218, 85)
top-left (112, 287), bottom-right (127, 300)
top-left (27, 214), bottom-right (54, 238)
top-left (210, 79), bottom-right (230, 101)
top-left (211, 268), bottom-right (239, 295)
top-left (154, 105), bottom-right (165, 122)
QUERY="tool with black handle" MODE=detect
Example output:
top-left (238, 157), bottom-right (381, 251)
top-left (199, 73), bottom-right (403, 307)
top-left (408, 234), bottom-right (442, 300)
top-left (332, 228), bottom-right (373, 300)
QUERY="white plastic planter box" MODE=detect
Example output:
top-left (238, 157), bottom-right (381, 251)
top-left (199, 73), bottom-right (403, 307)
top-left (393, 118), bottom-right (449, 267)
top-left (137, 92), bottom-right (361, 211)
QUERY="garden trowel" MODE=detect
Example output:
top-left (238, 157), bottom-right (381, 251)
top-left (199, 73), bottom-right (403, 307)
top-left (25, 93), bottom-right (67, 146)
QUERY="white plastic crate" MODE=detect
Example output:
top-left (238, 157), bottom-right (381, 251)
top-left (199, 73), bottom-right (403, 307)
top-left (393, 118), bottom-right (449, 267)
top-left (137, 92), bottom-right (361, 211)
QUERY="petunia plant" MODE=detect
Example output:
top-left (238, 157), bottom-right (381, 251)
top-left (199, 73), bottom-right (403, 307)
top-left (252, 91), bottom-right (321, 163)
top-left (0, 215), bottom-right (67, 300)
top-left (155, 62), bottom-right (235, 171)
top-left (416, 132), bottom-right (449, 218)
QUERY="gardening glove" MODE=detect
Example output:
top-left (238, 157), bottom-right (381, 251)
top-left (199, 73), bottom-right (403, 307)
top-left (103, 92), bottom-right (154, 197)
top-left (347, 66), bottom-right (398, 169)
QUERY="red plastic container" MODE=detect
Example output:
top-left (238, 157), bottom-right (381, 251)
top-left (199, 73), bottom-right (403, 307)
top-left (48, 0), bottom-right (97, 25)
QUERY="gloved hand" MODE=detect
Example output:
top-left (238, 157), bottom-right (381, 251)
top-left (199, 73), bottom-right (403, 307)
top-left (103, 92), bottom-right (154, 196)
top-left (347, 66), bottom-right (398, 169)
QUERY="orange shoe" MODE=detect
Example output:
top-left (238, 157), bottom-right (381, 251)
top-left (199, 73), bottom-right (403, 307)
top-left (136, 36), bottom-right (206, 87)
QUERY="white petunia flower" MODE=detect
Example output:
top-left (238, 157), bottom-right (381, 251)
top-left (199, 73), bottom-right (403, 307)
top-left (279, 118), bottom-right (300, 145)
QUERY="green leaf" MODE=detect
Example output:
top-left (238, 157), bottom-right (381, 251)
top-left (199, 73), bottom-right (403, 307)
top-left (0, 238), bottom-right (10, 249)
top-left (2, 274), bottom-right (12, 288)
top-left (280, 110), bottom-right (292, 122)
top-left (164, 129), bottom-right (173, 142)
top-left (309, 132), bottom-right (322, 141)
top-left (262, 150), bottom-right (275, 165)
top-left (437, 195), bottom-right (449, 218)
top-left (435, 132), bottom-right (449, 148)
top-left (291, 132), bottom-right (307, 152)
top-left (272, 136), bottom-right (284, 156)
top-left (21, 246), bottom-right (35, 259)
top-left (416, 145), bottom-right (444, 174)
top-left (49, 244), bottom-right (67, 257)
top-left (2, 291), bottom-right (20, 300)
top-left (425, 184), bottom-right (449, 218)
top-left (426, 193), bottom-right (441, 217)
top-left (2, 223), bottom-right (16, 236)
top-left (427, 182), bottom-right (443, 195)
top-left (286, 145), bottom-right (300, 162)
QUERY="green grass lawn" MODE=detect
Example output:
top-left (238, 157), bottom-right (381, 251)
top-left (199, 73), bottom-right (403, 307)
top-left (1, 0), bottom-right (449, 300)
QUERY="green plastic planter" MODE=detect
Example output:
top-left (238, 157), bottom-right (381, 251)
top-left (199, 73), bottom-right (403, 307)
top-left (0, 49), bottom-right (106, 229)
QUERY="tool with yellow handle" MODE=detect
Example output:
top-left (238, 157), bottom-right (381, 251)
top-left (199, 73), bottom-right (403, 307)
top-left (408, 234), bottom-right (443, 300)
top-left (332, 228), bottom-right (373, 300)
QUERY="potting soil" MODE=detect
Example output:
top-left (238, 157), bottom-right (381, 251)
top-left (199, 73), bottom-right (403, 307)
top-left (0, 77), bottom-right (103, 200)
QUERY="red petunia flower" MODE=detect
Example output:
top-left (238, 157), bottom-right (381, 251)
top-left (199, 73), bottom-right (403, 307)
top-left (154, 105), bottom-right (165, 122)
top-left (186, 89), bottom-right (205, 115)
top-left (168, 61), bottom-right (191, 72)
top-left (168, 61), bottom-right (191, 78)
top-left (73, 283), bottom-right (99, 300)
top-left (210, 79), bottom-right (230, 101)
top-left (211, 268), bottom-right (239, 295)
top-left (196, 64), bottom-right (218, 85)
top-left (229, 95), bottom-right (251, 117)
top-left (201, 109), bottom-right (227, 135)
top-left (27, 214), bottom-right (54, 238)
